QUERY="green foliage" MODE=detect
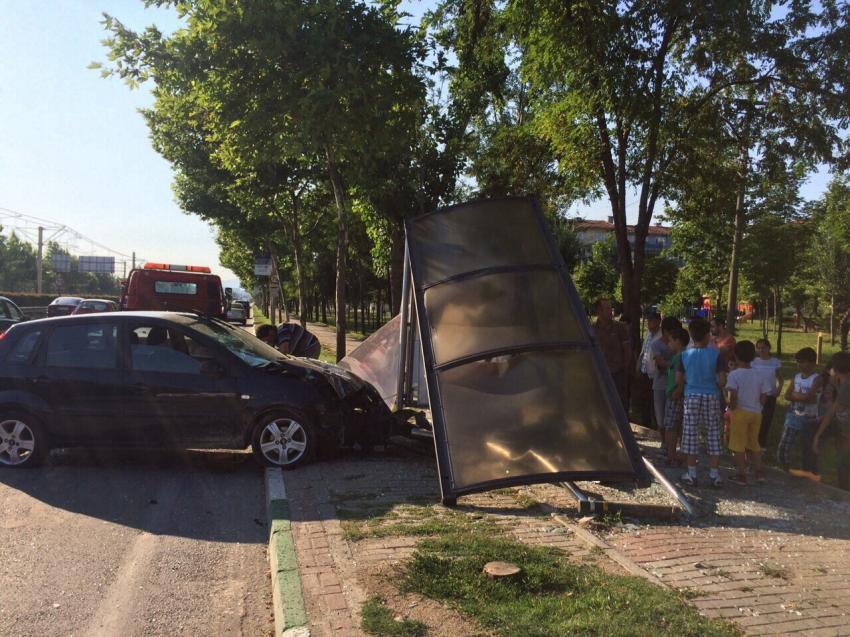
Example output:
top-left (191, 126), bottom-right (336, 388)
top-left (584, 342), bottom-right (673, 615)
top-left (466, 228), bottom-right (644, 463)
top-left (403, 534), bottom-right (740, 637)
top-left (641, 255), bottom-right (679, 308)
top-left (361, 596), bottom-right (427, 637)
top-left (572, 236), bottom-right (619, 307)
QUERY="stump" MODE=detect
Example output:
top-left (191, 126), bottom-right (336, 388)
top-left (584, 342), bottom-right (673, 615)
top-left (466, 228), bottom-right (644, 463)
top-left (483, 561), bottom-right (521, 579)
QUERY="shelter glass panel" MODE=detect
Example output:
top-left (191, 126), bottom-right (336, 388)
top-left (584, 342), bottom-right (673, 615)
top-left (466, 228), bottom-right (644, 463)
top-left (424, 269), bottom-right (582, 366)
top-left (436, 350), bottom-right (634, 490)
top-left (407, 199), bottom-right (551, 287)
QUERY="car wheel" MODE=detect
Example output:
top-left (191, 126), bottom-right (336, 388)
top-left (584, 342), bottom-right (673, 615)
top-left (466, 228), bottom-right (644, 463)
top-left (0, 413), bottom-right (49, 468)
top-left (251, 411), bottom-right (315, 469)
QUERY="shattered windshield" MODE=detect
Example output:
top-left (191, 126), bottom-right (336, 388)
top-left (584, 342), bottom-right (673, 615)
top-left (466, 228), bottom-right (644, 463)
top-left (186, 318), bottom-right (281, 367)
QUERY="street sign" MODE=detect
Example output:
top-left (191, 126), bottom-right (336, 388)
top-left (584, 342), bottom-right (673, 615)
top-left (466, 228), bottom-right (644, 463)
top-left (78, 256), bottom-right (115, 273)
top-left (52, 254), bottom-right (71, 273)
top-left (254, 256), bottom-right (272, 276)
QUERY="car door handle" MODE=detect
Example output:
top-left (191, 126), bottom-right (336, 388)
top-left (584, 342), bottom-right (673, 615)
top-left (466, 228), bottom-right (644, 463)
top-left (31, 376), bottom-right (49, 385)
top-left (131, 384), bottom-right (152, 394)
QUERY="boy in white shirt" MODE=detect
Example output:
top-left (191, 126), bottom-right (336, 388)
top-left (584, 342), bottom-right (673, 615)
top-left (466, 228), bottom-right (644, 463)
top-left (725, 340), bottom-right (773, 485)
top-left (752, 338), bottom-right (784, 451)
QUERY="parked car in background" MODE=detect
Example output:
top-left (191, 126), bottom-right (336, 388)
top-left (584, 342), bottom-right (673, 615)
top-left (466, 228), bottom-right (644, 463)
top-left (0, 312), bottom-right (393, 469)
top-left (47, 296), bottom-right (84, 317)
top-left (71, 299), bottom-right (119, 315)
top-left (226, 300), bottom-right (249, 325)
top-left (0, 297), bottom-right (28, 334)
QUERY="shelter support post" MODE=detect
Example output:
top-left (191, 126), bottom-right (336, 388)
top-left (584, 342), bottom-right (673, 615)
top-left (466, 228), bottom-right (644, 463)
top-left (394, 241), bottom-right (412, 412)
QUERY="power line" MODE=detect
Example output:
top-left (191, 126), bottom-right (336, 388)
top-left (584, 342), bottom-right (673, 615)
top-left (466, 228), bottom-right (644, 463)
top-left (0, 205), bottom-right (144, 262)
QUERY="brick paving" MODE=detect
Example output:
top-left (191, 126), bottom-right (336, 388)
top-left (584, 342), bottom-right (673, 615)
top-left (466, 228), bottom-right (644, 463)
top-left (284, 450), bottom-right (620, 637)
top-left (284, 437), bottom-right (850, 636)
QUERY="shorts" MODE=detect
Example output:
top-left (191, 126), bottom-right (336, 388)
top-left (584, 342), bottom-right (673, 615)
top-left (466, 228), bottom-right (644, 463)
top-left (784, 412), bottom-right (814, 432)
top-left (663, 396), bottom-right (683, 431)
top-left (728, 408), bottom-right (761, 453)
top-left (681, 393), bottom-right (723, 456)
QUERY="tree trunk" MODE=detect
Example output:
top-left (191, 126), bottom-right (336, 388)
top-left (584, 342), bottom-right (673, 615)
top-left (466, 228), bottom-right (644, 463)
top-left (775, 288), bottom-right (783, 356)
top-left (326, 145), bottom-right (349, 362)
top-left (725, 144), bottom-right (748, 335)
top-left (288, 196), bottom-right (309, 330)
top-left (831, 293), bottom-right (836, 346)
top-left (321, 296), bottom-right (327, 324)
top-left (761, 296), bottom-right (768, 339)
top-left (839, 307), bottom-right (850, 352)
top-left (375, 286), bottom-right (382, 330)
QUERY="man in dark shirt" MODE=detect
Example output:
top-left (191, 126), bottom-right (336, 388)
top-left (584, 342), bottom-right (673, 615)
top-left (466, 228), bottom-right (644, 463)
top-left (592, 297), bottom-right (632, 411)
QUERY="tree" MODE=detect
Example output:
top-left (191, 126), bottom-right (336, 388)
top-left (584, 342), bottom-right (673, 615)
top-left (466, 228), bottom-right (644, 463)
top-left (809, 176), bottom-right (850, 350)
top-left (437, 0), bottom-right (850, 350)
top-left (572, 236), bottom-right (619, 308)
top-left (100, 0), bottom-right (423, 360)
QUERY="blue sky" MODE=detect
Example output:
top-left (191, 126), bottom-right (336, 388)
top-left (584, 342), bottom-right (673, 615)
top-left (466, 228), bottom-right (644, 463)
top-left (0, 1), bottom-right (833, 285)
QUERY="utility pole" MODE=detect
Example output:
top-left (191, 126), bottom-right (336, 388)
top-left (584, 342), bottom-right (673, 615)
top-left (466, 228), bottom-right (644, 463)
top-left (132, 251), bottom-right (136, 270)
top-left (36, 226), bottom-right (44, 294)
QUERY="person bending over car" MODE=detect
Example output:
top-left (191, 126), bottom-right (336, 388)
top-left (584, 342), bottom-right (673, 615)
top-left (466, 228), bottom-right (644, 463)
top-left (256, 322), bottom-right (321, 359)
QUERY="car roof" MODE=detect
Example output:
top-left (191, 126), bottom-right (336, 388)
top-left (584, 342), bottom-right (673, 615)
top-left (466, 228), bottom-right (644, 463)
top-left (51, 296), bottom-right (84, 304)
top-left (79, 299), bottom-right (116, 304)
top-left (18, 311), bottom-right (207, 327)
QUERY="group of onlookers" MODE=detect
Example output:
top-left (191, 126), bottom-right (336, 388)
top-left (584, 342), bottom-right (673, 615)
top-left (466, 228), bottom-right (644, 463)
top-left (592, 298), bottom-right (850, 490)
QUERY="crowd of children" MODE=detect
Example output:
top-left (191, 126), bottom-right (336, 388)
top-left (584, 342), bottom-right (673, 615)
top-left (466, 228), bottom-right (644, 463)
top-left (645, 315), bottom-right (850, 490)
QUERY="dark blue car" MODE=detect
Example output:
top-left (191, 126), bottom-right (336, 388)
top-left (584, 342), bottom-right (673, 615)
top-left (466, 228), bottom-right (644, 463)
top-left (0, 312), bottom-right (391, 469)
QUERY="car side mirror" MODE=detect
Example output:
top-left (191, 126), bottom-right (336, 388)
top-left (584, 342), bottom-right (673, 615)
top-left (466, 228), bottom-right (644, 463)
top-left (200, 359), bottom-right (225, 379)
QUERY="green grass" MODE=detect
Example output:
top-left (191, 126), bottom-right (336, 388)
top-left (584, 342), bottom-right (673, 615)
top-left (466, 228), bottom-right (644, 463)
top-left (251, 304), bottom-right (272, 327)
top-left (758, 562), bottom-right (789, 580)
top-left (361, 596), bottom-right (427, 637)
top-left (402, 534), bottom-right (740, 637)
top-left (341, 504), bottom-right (498, 542)
top-left (734, 324), bottom-right (844, 488)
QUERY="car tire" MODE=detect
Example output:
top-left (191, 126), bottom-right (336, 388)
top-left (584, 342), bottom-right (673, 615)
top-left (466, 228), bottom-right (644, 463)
top-left (251, 410), bottom-right (315, 470)
top-left (0, 412), bottom-right (49, 469)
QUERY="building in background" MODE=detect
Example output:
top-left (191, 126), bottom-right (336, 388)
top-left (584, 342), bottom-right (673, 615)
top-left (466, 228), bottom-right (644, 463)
top-left (573, 217), bottom-right (672, 261)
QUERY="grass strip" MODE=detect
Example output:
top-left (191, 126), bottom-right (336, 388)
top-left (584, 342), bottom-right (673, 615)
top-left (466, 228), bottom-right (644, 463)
top-left (361, 596), bottom-right (427, 637)
top-left (403, 534), bottom-right (740, 637)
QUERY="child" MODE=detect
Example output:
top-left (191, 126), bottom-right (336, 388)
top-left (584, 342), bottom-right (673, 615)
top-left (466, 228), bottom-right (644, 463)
top-left (652, 316), bottom-right (681, 442)
top-left (663, 326), bottom-right (689, 466)
top-left (725, 340), bottom-right (773, 485)
top-left (677, 318), bottom-right (728, 487)
top-left (778, 347), bottom-right (822, 477)
top-left (752, 338), bottom-right (784, 450)
top-left (813, 352), bottom-right (850, 491)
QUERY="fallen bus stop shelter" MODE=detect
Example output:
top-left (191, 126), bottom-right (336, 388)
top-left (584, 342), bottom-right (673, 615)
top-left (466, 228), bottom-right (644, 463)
top-left (342, 196), bottom-right (691, 511)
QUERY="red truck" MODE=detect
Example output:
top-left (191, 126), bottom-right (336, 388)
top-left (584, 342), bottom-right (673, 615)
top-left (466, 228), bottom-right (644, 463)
top-left (120, 263), bottom-right (230, 318)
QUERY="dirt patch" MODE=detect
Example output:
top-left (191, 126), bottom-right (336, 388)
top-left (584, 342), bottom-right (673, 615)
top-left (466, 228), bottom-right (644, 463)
top-left (359, 562), bottom-right (494, 637)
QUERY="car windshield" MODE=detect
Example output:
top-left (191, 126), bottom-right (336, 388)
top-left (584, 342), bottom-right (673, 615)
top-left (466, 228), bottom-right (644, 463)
top-left (185, 318), bottom-right (281, 367)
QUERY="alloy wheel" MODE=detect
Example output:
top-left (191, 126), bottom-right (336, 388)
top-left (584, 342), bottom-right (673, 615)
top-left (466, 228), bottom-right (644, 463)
top-left (258, 418), bottom-right (308, 466)
top-left (0, 419), bottom-right (36, 466)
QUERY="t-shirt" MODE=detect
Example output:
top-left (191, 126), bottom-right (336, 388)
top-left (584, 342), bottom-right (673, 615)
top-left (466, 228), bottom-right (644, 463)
top-left (710, 333), bottom-right (737, 361)
top-left (650, 338), bottom-right (672, 390)
top-left (277, 323), bottom-right (321, 358)
top-left (790, 372), bottom-right (819, 417)
top-left (726, 367), bottom-right (773, 413)
top-left (678, 347), bottom-right (727, 396)
top-left (593, 320), bottom-right (631, 373)
top-left (667, 352), bottom-right (682, 397)
top-left (751, 357), bottom-right (782, 396)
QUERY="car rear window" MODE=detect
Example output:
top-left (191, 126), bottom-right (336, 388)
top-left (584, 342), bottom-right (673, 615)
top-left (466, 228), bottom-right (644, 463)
top-left (5, 329), bottom-right (42, 364)
top-left (54, 297), bottom-right (82, 304)
top-left (154, 281), bottom-right (198, 295)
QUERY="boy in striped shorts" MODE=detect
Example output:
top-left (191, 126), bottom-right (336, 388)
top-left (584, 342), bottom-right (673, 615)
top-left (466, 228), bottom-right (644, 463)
top-left (676, 318), bottom-right (729, 487)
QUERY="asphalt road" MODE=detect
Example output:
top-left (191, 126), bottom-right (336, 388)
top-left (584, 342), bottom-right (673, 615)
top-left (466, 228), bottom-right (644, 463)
top-left (0, 449), bottom-right (273, 637)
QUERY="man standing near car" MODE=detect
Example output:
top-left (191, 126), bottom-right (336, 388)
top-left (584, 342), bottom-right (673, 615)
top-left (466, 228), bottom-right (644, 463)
top-left (592, 298), bottom-right (632, 412)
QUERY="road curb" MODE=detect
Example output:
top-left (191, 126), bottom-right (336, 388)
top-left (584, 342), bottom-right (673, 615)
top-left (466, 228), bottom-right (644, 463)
top-left (265, 467), bottom-right (309, 637)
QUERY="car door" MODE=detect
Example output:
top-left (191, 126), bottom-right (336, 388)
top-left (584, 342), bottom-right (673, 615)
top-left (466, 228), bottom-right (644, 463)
top-left (123, 321), bottom-right (242, 446)
top-left (39, 321), bottom-right (123, 444)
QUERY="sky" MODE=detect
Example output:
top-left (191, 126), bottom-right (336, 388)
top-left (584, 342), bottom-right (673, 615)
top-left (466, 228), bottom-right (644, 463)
top-left (0, 1), bottom-right (834, 287)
